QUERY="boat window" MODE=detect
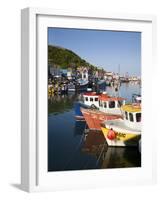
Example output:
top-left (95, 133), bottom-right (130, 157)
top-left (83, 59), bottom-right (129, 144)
top-left (109, 101), bottom-right (115, 108)
top-left (99, 100), bottom-right (103, 107)
top-left (104, 102), bottom-right (107, 108)
top-left (117, 100), bottom-right (123, 108)
top-left (90, 97), bottom-right (93, 102)
top-left (85, 97), bottom-right (88, 101)
top-left (129, 113), bottom-right (134, 122)
top-left (136, 113), bottom-right (141, 122)
top-left (95, 97), bottom-right (98, 101)
top-left (125, 111), bottom-right (128, 120)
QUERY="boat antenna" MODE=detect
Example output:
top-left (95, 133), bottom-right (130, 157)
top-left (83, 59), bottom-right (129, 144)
top-left (118, 64), bottom-right (120, 76)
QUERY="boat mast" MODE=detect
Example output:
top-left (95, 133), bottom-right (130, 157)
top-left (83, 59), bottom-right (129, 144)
top-left (118, 64), bottom-right (120, 76)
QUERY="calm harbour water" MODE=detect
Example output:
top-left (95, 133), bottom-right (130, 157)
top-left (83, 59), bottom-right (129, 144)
top-left (48, 82), bottom-right (141, 172)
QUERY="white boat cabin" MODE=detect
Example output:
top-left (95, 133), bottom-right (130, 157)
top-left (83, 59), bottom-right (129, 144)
top-left (83, 92), bottom-right (100, 108)
top-left (81, 69), bottom-right (88, 81)
top-left (121, 104), bottom-right (141, 131)
top-left (98, 94), bottom-right (126, 115)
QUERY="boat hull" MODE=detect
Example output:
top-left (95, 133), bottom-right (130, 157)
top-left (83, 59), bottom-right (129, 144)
top-left (74, 102), bottom-right (89, 120)
top-left (98, 80), bottom-right (106, 90)
top-left (101, 126), bottom-right (141, 147)
top-left (81, 108), bottom-right (122, 130)
top-left (76, 80), bottom-right (89, 91)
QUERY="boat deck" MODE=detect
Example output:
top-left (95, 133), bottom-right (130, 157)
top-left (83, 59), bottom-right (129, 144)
top-left (104, 119), bottom-right (141, 134)
top-left (81, 108), bottom-right (122, 118)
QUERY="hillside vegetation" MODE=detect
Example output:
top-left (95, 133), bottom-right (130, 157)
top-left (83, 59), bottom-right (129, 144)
top-left (48, 45), bottom-right (98, 70)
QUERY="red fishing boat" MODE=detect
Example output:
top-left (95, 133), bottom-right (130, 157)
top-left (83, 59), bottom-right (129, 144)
top-left (81, 93), bottom-right (125, 130)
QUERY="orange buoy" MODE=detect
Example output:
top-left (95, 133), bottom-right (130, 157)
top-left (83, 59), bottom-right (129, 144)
top-left (107, 128), bottom-right (116, 140)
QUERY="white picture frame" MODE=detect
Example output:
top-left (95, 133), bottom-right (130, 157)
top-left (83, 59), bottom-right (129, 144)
top-left (21, 7), bottom-right (157, 192)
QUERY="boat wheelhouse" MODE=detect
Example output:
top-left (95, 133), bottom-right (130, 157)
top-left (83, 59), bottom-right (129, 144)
top-left (98, 93), bottom-right (126, 115)
top-left (101, 103), bottom-right (141, 147)
top-left (83, 92), bottom-right (100, 108)
top-left (81, 93), bottom-right (126, 130)
top-left (76, 67), bottom-right (89, 91)
top-left (74, 92), bottom-right (101, 120)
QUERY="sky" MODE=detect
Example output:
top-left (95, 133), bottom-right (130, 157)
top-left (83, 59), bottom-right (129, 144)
top-left (48, 28), bottom-right (141, 76)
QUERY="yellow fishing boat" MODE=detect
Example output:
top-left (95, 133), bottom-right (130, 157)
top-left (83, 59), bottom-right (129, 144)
top-left (101, 103), bottom-right (141, 147)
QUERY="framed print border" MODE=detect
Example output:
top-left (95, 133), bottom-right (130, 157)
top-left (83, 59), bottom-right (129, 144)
top-left (21, 7), bottom-right (157, 192)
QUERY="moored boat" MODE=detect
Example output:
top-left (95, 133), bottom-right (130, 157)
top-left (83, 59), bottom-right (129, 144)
top-left (74, 92), bottom-right (101, 120)
top-left (68, 82), bottom-right (76, 92)
top-left (81, 93), bottom-right (125, 130)
top-left (97, 79), bottom-right (106, 90)
top-left (74, 102), bottom-right (89, 120)
top-left (76, 79), bottom-right (89, 91)
top-left (82, 92), bottom-right (100, 108)
top-left (132, 93), bottom-right (141, 104)
top-left (81, 108), bottom-right (122, 130)
top-left (101, 103), bottom-right (141, 147)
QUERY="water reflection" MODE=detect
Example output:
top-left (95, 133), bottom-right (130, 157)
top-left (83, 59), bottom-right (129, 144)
top-left (74, 120), bottom-right (87, 136)
top-left (82, 130), bottom-right (141, 169)
top-left (106, 82), bottom-right (141, 103)
top-left (48, 93), bottom-right (77, 114)
top-left (48, 83), bottom-right (141, 171)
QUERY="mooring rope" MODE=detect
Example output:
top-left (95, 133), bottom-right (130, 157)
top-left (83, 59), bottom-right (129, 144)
top-left (95, 141), bottom-right (107, 167)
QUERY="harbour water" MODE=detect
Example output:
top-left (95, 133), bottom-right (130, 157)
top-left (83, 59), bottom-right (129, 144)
top-left (48, 82), bottom-right (141, 172)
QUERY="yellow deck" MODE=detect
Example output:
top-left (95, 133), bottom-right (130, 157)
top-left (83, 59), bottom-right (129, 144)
top-left (121, 104), bottom-right (141, 113)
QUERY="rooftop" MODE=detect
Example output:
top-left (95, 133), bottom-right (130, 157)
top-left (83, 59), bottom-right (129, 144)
top-left (99, 94), bottom-right (125, 101)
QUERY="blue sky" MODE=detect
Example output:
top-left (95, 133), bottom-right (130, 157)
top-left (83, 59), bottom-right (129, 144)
top-left (48, 28), bottom-right (141, 76)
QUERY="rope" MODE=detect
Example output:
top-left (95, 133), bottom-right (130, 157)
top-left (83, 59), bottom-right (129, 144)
top-left (95, 141), bottom-right (107, 167)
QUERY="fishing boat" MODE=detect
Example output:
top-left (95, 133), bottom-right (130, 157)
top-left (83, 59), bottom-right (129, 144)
top-left (74, 92), bottom-right (101, 120)
top-left (76, 67), bottom-right (89, 91)
top-left (81, 93), bottom-right (125, 130)
top-left (101, 103), bottom-right (141, 147)
top-left (60, 83), bottom-right (68, 94)
top-left (77, 76), bottom-right (88, 84)
top-left (76, 79), bottom-right (88, 90)
top-left (132, 93), bottom-right (141, 103)
top-left (97, 79), bottom-right (106, 90)
top-left (68, 82), bottom-right (76, 92)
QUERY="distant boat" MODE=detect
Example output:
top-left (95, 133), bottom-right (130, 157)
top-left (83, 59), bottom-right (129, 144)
top-left (98, 79), bottom-right (106, 85)
top-left (132, 93), bottom-right (141, 104)
top-left (97, 79), bottom-right (106, 90)
top-left (76, 79), bottom-right (89, 91)
top-left (68, 82), bottom-right (76, 92)
top-left (76, 67), bottom-right (89, 91)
